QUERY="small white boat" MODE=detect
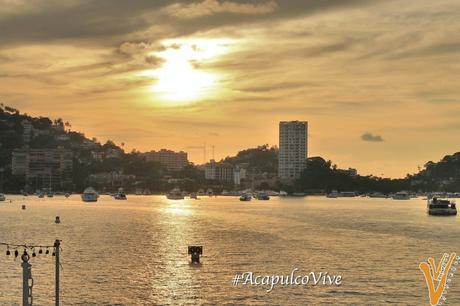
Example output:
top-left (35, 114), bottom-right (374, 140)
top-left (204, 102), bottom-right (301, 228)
top-left (166, 188), bottom-right (184, 200)
top-left (339, 191), bottom-right (356, 197)
top-left (114, 189), bottom-right (127, 200)
top-left (256, 191), bottom-right (270, 200)
top-left (392, 191), bottom-right (410, 200)
top-left (0, 194), bottom-right (5, 201)
top-left (279, 191), bottom-right (288, 197)
top-left (369, 192), bottom-right (386, 198)
top-left (190, 193), bottom-right (198, 199)
top-left (239, 193), bottom-right (252, 201)
top-left (327, 190), bottom-right (339, 198)
top-left (427, 198), bottom-right (457, 216)
top-left (81, 187), bottom-right (99, 202)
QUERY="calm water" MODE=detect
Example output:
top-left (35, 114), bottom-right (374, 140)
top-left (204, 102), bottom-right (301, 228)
top-left (0, 195), bottom-right (458, 305)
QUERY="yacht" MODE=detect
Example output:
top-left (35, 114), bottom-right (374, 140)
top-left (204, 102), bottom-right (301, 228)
top-left (292, 192), bottom-right (306, 197)
top-left (279, 191), bottom-right (288, 197)
top-left (369, 192), bottom-right (386, 198)
top-left (427, 198), bottom-right (457, 216)
top-left (256, 191), bottom-right (270, 200)
top-left (339, 191), bottom-right (357, 197)
top-left (81, 187), bottom-right (99, 202)
top-left (190, 193), bottom-right (198, 199)
top-left (239, 193), bottom-right (252, 201)
top-left (0, 194), bottom-right (5, 201)
top-left (166, 188), bottom-right (184, 200)
top-left (392, 191), bottom-right (411, 200)
top-left (327, 190), bottom-right (339, 198)
top-left (114, 189), bottom-right (127, 200)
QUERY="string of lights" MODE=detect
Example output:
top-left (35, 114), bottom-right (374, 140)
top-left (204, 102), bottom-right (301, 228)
top-left (0, 241), bottom-right (60, 258)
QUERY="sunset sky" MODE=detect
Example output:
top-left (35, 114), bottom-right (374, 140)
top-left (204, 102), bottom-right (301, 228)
top-left (1, 0), bottom-right (460, 177)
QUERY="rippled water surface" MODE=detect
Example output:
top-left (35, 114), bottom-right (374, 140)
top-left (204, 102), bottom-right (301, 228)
top-left (0, 195), bottom-right (459, 305)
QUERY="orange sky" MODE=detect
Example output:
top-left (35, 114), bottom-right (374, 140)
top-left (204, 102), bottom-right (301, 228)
top-left (1, 0), bottom-right (460, 178)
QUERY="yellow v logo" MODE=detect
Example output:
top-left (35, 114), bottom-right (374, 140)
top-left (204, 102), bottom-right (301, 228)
top-left (419, 253), bottom-right (456, 306)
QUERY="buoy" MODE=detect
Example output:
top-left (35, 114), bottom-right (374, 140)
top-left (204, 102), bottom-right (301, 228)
top-left (55, 216), bottom-right (61, 224)
top-left (21, 205), bottom-right (26, 210)
top-left (188, 245), bottom-right (203, 264)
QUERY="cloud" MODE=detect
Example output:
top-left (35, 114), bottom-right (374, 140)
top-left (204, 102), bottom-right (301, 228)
top-left (164, 0), bottom-right (278, 19)
top-left (361, 133), bottom-right (384, 142)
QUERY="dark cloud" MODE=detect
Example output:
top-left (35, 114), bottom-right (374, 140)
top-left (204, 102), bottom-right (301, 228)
top-left (239, 81), bottom-right (317, 93)
top-left (361, 132), bottom-right (384, 142)
top-left (303, 39), bottom-right (356, 58)
top-left (0, 0), bottom-right (373, 47)
top-left (387, 41), bottom-right (460, 60)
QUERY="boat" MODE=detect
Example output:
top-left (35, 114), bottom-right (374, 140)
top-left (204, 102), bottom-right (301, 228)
top-left (114, 188), bottom-right (127, 200)
top-left (427, 198), bottom-right (457, 216)
top-left (279, 191), bottom-right (288, 197)
top-left (190, 193), bottom-right (198, 199)
top-left (0, 194), bottom-right (5, 201)
top-left (292, 192), bottom-right (306, 197)
top-left (65, 193), bottom-right (70, 198)
top-left (369, 192), bottom-right (386, 198)
top-left (327, 190), bottom-right (339, 198)
top-left (339, 191), bottom-right (357, 197)
top-left (392, 191), bottom-right (411, 200)
top-left (81, 187), bottom-right (99, 202)
top-left (239, 193), bottom-right (252, 201)
top-left (47, 191), bottom-right (54, 198)
top-left (256, 191), bottom-right (270, 200)
top-left (55, 216), bottom-right (61, 224)
top-left (166, 188), bottom-right (184, 200)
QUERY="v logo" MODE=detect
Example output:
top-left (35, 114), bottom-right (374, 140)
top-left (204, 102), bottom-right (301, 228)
top-left (419, 253), bottom-right (456, 306)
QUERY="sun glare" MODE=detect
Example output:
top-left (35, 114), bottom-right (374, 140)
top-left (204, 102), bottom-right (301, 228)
top-left (147, 38), bottom-right (232, 104)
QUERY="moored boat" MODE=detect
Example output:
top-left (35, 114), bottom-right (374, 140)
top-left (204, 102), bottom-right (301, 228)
top-left (327, 190), bottom-right (339, 198)
top-left (279, 191), bottom-right (288, 197)
top-left (239, 193), bottom-right (252, 201)
top-left (166, 188), bottom-right (184, 200)
top-left (256, 191), bottom-right (270, 200)
top-left (392, 191), bottom-right (410, 200)
top-left (369, 192), bottom-right (386, 198)
top-left (190, 193), bottom-right (198, 199)
top-left (0, 193), bottom-right (5, 201)
top-left (114, 189), bottom-right (127, 200)
top-left (82, 187), bottom-right (99, 202)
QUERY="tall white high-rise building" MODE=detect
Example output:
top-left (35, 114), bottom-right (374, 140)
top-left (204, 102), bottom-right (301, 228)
top-left (278, 121), bottom-right (308, 179)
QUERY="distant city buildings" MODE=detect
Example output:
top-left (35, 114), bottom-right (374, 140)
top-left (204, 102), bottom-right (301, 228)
top-left (337, 168), bottom-right (358, 177)
top-left (278, 121), bottom-right (308, 179)
top-left (204, 160), bottom-right (246, 185)
top-left (88, 172), bottom-right (136, 186)
top-left (12, 146), bottom-right (73, 189)
top-left (142, 149), bottom-right (189, 172)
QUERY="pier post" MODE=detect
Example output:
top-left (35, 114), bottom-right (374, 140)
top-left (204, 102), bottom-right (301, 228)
top-left (54, 240), bottom-right (60, 306)
top-left (21, 252), bottom-right (32, 306)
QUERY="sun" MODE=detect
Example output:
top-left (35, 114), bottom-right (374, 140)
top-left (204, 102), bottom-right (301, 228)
top-left (146, 38), bottom-right (232, 104)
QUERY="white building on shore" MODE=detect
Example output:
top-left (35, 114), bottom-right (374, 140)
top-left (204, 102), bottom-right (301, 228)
top-left (278, 121), bottom-right (308, 180)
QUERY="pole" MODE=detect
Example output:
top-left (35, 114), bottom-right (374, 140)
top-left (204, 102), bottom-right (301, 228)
top-left (21, 253), bottom-right (31, 306)
top-left (54, 240), bottom-right (60, 306)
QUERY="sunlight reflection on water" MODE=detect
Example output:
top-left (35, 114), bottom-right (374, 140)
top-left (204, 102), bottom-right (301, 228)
top-left (0, 195), bottom-right (458, 305)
